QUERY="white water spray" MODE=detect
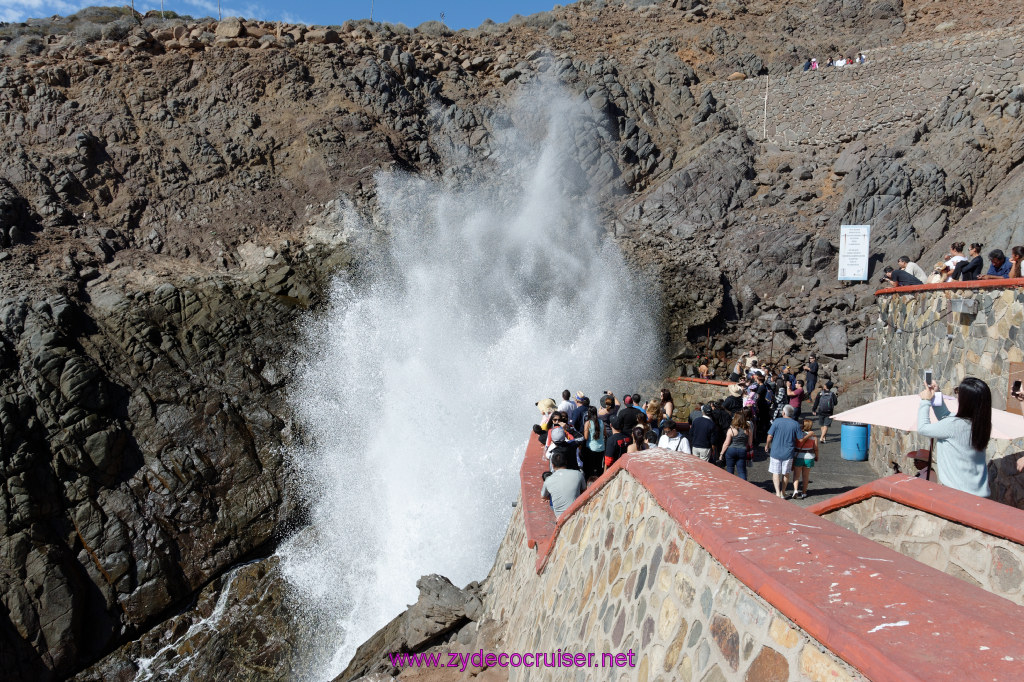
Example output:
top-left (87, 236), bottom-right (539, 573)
top-left (281, 91), bottom-right (661, 679)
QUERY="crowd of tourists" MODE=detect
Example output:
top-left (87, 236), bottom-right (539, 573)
top-left (883, 242), bottom-right (1024, 287)
top-left (535, 354), bottom-right (841, 516)
top-left (537, 369), bottom-right (1019, 517)
top-left (802, 53), bottom-right (866, 71)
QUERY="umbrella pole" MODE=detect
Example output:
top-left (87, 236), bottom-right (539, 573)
top-left (925, 438), bottom-right (934, 481)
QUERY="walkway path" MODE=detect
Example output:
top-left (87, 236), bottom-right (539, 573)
top-left (744, 433), bottom-right (878, 508)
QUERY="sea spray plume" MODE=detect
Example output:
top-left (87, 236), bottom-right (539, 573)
top-left (281, 86), bottom-right (660, 680)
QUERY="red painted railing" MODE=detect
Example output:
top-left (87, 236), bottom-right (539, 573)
top-left (806, 473), bottom-right (1024, 545)
top-left (875, 276), bottom-right (1024, 296)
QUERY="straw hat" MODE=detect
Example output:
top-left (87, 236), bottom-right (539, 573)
top-left (728, 384), bottom-right (743, 397)
top-left (536, 398), bottom-right (556, 413)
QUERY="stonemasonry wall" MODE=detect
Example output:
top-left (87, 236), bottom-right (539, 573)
top-left (823, 496), bottom-right (1024, 606)
top-left (873, 284), bottom-right (1024, 508)
top-left (665, 378), bottom-right (731, 420)
top-left (485, 474), bottom-right (861, 681)
top-left (700, 26), bottom-right (1024, 149)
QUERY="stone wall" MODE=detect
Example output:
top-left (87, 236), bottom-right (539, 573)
top-left (823, 496), bottom-right (1024, 606)
top-left (664, 378), bottom-right (731, 420)
top-left (872, 283), bottom-right (1024, 507)
top-left (701, 26), bottom-right (1024, 149)
top-left (486, 473), bottom-right (862, 681)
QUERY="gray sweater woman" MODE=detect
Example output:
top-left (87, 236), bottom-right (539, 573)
top-left (917, 400), bottom-right (989, 497)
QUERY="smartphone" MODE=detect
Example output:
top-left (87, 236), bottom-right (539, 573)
top-left (1013, 380), bottom-right (1022, 394)
top-left (924, 369), bottom-right (933, 386)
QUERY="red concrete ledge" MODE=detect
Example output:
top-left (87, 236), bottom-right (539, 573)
top-left (874, 277), bottom-right (1024, 296)
top-left (806, 474), bottom-right (1024, 546)
top-left (521, 433), bottom-right (558, 550)
top-left (524, 442), bottom-right (1024, 682)
top-left (667, 377), bottom-right (733, 387)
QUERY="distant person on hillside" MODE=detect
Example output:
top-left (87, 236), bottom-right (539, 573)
top-left (803, 58), bottom-right (812, 71)
top-left (541, 451), bottom-right (585, 518)
top-left (857, 52), bottom-right (866, 64)
top-left (810, 58), bottom-right (819, 70)
top-left (980, 249), bottom-right (1011, 279)
top-left (918, 378), bottom-right (991, 497)
top-left (722, 412), bottom-right (752, 480)
top-left (883, 265), bottom-right (922, 287)
top-left (698, 361), bottom-right (710, 378)
top-left (766, 405), bottom-right (805, 498)
top-left (791, 419), bottom-right (819, 499)
top-left (812, 380), bottom-right (838, 443)
top-left (1009, 246), bottom-right (1024, 278)
top-left (657, 421), bottom-right (691, 453)
top-left (953, 243), bottom-right (984, 280)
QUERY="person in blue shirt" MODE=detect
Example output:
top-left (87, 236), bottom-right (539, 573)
top-left (766, 405), bottom-right (805, 498)
top-left (980, 249), bottom-right (1011, 279)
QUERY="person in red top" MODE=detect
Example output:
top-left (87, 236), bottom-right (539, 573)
top-left (786, 379), bottom-right (805, 419)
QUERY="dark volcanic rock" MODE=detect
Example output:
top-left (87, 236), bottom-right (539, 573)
top-left (339, 574), bottom-right (484, 681)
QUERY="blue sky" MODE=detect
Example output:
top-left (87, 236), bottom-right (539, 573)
top-left (0, 0), bottom-right (565, 29)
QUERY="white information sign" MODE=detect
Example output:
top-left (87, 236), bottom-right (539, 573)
top-left (838, 225), bottom-right (871, 281)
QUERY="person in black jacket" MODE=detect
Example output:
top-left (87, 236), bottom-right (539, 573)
top-left (953, 243), bottom-right (984, 280)
top-left (689, 405), bottom-right (718, 462)
top-left (723, 384), bottom-right (744, 414)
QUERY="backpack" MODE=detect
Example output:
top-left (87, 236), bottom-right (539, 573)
top-left (818, 390), bottom-right (835, 413)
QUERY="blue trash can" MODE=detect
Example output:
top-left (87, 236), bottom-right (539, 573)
top-left (840, 423), bottom-right (870, 461)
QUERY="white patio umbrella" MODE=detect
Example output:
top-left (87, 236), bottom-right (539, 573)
top-left (831, 394), bottom-right (1024, 477)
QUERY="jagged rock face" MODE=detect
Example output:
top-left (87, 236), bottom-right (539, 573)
top-left (0, 249), bottom-right (343, 680)
top-left (0, 0), bottom-right (1022, 677)
top-left (71, 555), bottom-right (306, 682)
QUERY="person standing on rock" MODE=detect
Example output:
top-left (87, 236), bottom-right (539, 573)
top-left (802, 354), bottom-right (819, 396)
top-left (542, 451), bottom-right (585, 518)
top-left (766, 405), bottom-right (805, 498)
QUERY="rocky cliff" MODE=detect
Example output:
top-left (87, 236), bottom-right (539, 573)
top-left (1, 0), bottom-right (1022, 678)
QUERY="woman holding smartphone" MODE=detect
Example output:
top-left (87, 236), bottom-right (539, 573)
top-left (918, 377), bottom-right (992, 496)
